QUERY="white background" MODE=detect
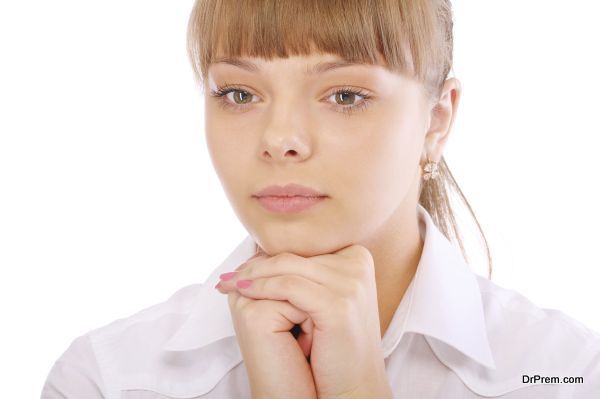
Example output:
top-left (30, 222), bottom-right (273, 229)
top-left (1, 1), bottom-right (599, 396)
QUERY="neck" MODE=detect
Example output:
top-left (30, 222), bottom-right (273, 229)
top-left (360, 204), bottom-right (424, 339)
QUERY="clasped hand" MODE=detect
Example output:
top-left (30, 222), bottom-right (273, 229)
top-left (215, 244), bottom-right (393, 399)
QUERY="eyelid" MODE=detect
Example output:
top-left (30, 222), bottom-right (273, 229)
top-left (210, 82), bottom-right (374, 116)
top-left (211, 84), bottom-right (375, 106)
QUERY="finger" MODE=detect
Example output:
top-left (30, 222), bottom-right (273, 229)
top-left (227, 292), bottom-right (314, 359)
top-left (229, 253), bottom-right (349, 294)
top-left (267, 299), bottom-right (313, 335)
top-left (234, 251), bottom-right (264, 271)
top-left (227, 289), bottom-right (249, 310)
top-left (234, 274), bottom-right (336, 320)
top-left (297, 316), bottom-right (314, 360)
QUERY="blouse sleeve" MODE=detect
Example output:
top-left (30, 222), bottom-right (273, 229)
top-left (40, 334), bottom-right (107, 399)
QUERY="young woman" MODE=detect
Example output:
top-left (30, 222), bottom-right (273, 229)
top-left (42, 0), bottom-right (600, 398)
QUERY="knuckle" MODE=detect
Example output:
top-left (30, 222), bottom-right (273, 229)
top-left (349, 247), bottom-right (374, 278)
top-left (352, 244), bottom-right (373, 263)
top-left (333, 295), bottom-right (354, 316)
top-left (348, 279), bottom-right (364, 296)
top-left (339, 278), bottom-right (363, 298)
top-left (273, 252), bottom-right (294, 266)
top-left (278, 275), bottom-right (295, 291)
top-left (358, 263), bottom-right (374, 280)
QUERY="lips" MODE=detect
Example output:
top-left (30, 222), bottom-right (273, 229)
top-left (255, 195), bottom-right (327, 213)
top-left (253, 183), bottom-right (327, 198)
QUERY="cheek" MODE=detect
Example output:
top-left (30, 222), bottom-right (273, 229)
top-left (378, 123), bottom-right (421, 183)
top-left (204, 116), bottom-right (250, 199)
top-left (335, 117), bottom-right (423, 209)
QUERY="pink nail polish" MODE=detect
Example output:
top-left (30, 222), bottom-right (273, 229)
top-left (214, 282), bottom-right (222, 289)
top-left (236, 279), bottom-right (253, 288)
top-left (220, 271), bottom-right (237, 281)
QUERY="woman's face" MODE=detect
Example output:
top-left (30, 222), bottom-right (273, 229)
top-left (204, 52), bottom-right (442, 256)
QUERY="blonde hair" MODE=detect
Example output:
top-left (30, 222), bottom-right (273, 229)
top-left (186, 0), bottom-right (493, 279)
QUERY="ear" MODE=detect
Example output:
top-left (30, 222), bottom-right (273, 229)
top-left (422, 78), bottom-right (462, 162)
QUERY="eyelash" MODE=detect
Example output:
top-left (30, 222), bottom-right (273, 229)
top-left (209, 83), bottom-right (373, 116)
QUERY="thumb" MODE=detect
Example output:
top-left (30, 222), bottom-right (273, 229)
top-left (296, 317), bottom-right (314, 360)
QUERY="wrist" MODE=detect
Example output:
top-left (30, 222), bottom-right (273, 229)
top-left (318, 379), bottom-right (393, 399)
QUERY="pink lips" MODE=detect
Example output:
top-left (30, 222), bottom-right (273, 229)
top-left (255, 196), bottom-right (327, 213)
top-left (252, 183), bottom-right (328, 214)
top-left (253, 183), bottom-right (327, 197)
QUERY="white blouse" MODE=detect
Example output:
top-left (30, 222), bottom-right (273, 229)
top-left (41, 204), bottom-right (600, 398)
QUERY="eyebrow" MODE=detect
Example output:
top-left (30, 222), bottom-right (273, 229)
top-left (212, 57), bottom-right (367, 75)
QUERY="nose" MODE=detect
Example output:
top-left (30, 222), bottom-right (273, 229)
top-left (260, 135), bottom-right (310, 163)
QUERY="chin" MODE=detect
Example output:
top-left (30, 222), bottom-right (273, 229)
top-left (254, 235), bottom-right (352, 258)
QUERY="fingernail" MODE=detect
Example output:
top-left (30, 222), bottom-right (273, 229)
top-left (236, 279), bottom-right (253, 288)
top-left (214, 282), bottom-right (222, 289)
top-left (219, 271), bottom-right (237, 281)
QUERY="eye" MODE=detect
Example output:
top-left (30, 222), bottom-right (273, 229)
top-left (326, 86), bottom-right (373, 116)
top-left (209, 84), bottom-right (373, 116)
top-left (209, 83), bottom-right (259, 112)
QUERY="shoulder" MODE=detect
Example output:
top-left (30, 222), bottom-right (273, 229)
top-left (85, 282), bottom-right (203, 351)
top-left (42, 283), bottom-right (205, 399)
top-left (42, 334), bottom-right (107, 398)
top-left (475, 275), bottom-right (600, 348)
top-left (471, 276), bottom-right (600, 396)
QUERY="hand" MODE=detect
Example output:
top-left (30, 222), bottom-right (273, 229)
top-left (220, 252), bottom-right (318, 399)
top-left (216, 245), bottom-right (394, 399)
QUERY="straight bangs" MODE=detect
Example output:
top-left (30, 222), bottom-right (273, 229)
top-left (187, 0), bottom-right (452, 100)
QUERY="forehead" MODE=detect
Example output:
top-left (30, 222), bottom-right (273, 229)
top-left (208, 53), bottom-right (395, 81)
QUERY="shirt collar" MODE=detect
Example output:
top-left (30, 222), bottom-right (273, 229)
top-left (162, 204), bottom-right (496, 370)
